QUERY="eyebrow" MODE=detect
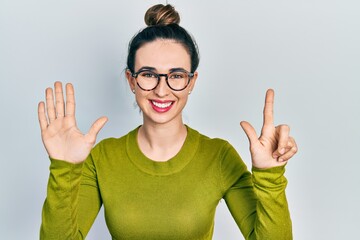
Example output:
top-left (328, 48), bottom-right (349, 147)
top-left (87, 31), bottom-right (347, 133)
top-left (137, 66), bottom-right (156, 72)
top-left (137, 66), bottom-right (189, 73)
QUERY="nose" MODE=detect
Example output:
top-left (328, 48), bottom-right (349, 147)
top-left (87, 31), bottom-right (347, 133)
top-left (154, 75), bottom-right (170, 97)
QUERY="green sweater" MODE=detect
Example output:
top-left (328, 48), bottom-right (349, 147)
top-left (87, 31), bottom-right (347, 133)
top-left (40, 126), bottom-right (292, 239)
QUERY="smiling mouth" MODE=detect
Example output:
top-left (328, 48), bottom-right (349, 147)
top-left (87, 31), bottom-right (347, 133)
top-left (150, 100), bottom-right (174, 113)
top-left (151, 100), bottom-right (173, 108)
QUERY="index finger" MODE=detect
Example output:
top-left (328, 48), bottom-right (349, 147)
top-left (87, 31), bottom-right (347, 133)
top-left (263, 89), bottom-right (274, 127)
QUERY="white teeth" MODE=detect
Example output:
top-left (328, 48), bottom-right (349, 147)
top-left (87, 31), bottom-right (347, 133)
top-left (152, 101), bottom-right (172, 108)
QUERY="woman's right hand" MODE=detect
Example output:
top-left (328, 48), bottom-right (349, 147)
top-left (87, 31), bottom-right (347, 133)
top-left (38, 81), bottom-right (108, 164)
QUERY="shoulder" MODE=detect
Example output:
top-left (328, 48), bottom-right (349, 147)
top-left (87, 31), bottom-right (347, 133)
top-left (91, 126), bottom-right (140, 155)
top-left (188, 126), bottom-right (249, 183)
top-left (187, 125), bottom-right (235, 152)
top-left (186, 126), bottom-right (241, 166)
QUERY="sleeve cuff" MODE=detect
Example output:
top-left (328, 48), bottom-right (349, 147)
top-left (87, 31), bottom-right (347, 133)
top-left (251, 165), bottom-right (287, 189)
top-left (49, 157), bottom-right (84, 177)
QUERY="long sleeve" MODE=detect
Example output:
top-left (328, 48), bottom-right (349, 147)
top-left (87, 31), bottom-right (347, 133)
top-left (40, 148), bottom-right (102, 239)
top-left (221, 143), bottom-right (292, 240)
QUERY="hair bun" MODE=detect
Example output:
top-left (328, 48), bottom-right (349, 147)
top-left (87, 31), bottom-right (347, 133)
top-left (144, 4), bottom-right (180, 26)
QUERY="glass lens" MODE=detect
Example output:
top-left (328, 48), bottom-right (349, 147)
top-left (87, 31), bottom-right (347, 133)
top-left (137, 71), bottom-right (159, 90)
top-left (168, 72), bottom-right (189, 90)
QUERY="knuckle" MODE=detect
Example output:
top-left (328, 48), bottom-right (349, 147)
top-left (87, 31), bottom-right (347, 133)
top-left (292, 147), bottom-right (298, 153)
top-left (66, 101), bottom-right (75, 106)
top-left (282, 124), bottom-right (290, 130)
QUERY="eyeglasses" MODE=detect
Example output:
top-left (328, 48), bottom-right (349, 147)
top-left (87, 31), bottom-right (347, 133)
top-left (131, 69), bottom-right (194, 91)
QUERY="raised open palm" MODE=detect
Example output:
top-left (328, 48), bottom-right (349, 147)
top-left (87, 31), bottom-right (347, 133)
top-left (38, 82), bottom-right (107, 164)
top-left (240, 89), bottom-right (297, 169)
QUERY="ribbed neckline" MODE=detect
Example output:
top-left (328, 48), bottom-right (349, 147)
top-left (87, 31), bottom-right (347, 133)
top-left (126, 125), bottom-right (200, 176)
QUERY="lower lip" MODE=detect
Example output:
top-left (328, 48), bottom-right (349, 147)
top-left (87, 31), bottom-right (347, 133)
top-left (150, 101), bottom-right (174, 113)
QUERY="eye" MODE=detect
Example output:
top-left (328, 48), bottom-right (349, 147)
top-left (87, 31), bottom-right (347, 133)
top-left (140, 71), bottom-right (157, 78)
top-left (170, 72), bottom-right (186, 79)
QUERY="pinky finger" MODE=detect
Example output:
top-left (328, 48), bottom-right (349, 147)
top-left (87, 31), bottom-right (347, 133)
top-left (278, 139), bottom-right (298, 162)
top-left (38, 102), bottom-right (48, 131)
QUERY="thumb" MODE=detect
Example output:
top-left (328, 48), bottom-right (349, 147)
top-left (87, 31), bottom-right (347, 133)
top-left (240, 121), bottom-right (259, 146)
top-left (86, 116), bottom-right (108, 142)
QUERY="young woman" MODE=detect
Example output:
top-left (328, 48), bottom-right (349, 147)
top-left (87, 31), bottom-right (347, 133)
top-left (39, 4), bottom-right (297, 240)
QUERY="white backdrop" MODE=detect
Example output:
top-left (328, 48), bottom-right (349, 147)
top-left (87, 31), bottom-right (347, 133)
top-left (1, 0), bottom-right (359, 239)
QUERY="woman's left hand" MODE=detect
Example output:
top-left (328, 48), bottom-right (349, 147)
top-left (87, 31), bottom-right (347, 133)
top-left (240, 89), bottom-right (298, 169)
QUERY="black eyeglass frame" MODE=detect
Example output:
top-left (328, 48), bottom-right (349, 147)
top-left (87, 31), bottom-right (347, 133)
top-left (131, 69), bottom-right (194, 91)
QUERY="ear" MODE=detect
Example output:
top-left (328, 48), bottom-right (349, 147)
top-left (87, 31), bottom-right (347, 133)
top-left (126, 69), bottom-right (136, 92)
top-left (188, 71), bottom-right (198, 92)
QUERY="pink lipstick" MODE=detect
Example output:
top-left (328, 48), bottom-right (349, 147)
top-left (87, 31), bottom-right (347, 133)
top-left (149, 100), bottom-right (174, 113)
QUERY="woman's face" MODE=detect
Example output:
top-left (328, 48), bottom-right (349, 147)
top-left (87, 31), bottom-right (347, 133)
top-left (127, 39), bottom-right (197, 126)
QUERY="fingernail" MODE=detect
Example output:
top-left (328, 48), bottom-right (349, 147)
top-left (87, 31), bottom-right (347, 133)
top-left (279, 148), bottom-right (285, 154)
top-left (279, 158), bottom-right (284, 162)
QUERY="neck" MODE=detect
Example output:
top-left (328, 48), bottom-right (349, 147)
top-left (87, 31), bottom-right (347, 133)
top-left (138, 118), bottom-right (187, 162)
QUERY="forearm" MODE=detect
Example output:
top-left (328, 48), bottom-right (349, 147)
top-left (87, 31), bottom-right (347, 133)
top-left (40, 159), bottom-right (86, 240)
top-left (250, 166), bottom-right (292, 240)
top-left (224, 166), bottom-right (292, 240)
